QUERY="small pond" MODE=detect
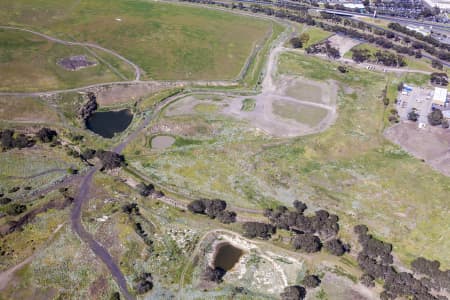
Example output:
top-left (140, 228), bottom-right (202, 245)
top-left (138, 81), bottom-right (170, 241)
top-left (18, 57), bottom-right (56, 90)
top-left (151, 135), bottom-right (175, 149)
top-left (85, 109), bottom-right (133, 138)
top-left (213, 242), bottom-right (244, 271)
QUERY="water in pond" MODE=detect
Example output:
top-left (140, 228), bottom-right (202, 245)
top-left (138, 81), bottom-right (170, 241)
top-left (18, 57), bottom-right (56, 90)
top-left (85, 109), bottom-right (133, 138)
top-left (151, 136), bottom-right (175, 149)
top-left (213, 242), bottom-right (244, 271)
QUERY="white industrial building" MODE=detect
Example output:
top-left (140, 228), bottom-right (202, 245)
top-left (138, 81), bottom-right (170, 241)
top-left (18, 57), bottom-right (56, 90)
top-left (422, 0), bottom-right (450, 11)
top-left (432, 87), bottom-right (448, 106)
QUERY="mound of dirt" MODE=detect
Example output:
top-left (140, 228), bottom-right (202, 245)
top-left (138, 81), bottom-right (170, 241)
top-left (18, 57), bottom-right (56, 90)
top-left (58, 55), bottom-right (97, 71)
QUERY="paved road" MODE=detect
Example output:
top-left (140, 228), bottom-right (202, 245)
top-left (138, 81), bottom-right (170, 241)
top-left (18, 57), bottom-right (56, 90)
top-left (70, 168), bottom-right (135, 300)
top-left (0, 25), bottom-right (142, 81)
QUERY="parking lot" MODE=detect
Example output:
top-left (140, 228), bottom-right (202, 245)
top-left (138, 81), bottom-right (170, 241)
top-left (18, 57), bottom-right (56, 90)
top-left (396, 86), bottom-right (433, 125)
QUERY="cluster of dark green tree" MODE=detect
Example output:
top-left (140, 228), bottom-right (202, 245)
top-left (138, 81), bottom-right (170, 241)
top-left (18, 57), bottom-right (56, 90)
top-left (187, 199), bottom-right (236, 224)
top-left (428, 109), bottom-right (449, 128)
top-left (0, 127), bottom-right (57, 151)
top-left (430, 73), bottom-right (448, 86)
top-left (133, 272), bottom-right (153, 294)
top-left (289, 33), bottom-right (310, 49)
top-left (202, 265), bottom-right (226, 283)
top-left (122, 203), bottom-right (154, 250)
top-left (305, 41), bottom-right (340, 59)
top-left (242, 202), bottom-right (348, 256)
top-left (352, 48), bottom-right (407, 67)
top-left (79, 92), bottom-right (98, 120)
top-left (95, 150), bottom-right (125, 170)
top-left (279, 276), bottom-right (321, 300)
top-left (355, 225), bottom-right (448, 300)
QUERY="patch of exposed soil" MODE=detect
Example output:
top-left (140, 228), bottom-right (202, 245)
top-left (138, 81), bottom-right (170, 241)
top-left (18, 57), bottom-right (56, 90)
top-left (85, 82), bottom-right (177, 105)
top-left (58, 55), bottom-right (97, 71)
top-left (327, 34), bottom-right (361, 57)
top-left (384, 121), bottom-right (450, 176)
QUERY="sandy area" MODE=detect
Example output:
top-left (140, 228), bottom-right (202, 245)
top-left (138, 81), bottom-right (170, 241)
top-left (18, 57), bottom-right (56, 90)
top-left (327, 34), bottom-right (361, 57)
top-left (384, 121), bottom-right (450, 176)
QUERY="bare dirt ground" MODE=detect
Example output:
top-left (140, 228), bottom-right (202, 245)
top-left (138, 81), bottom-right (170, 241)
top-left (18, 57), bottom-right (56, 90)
top-left (85, 81), bottom-right (177, 106)
top-left (327, 34), bottom-right (362, 57)
top-left (163, 44), bottom-right (338, 138)
top-left (384, 121), bottom-right (450, 176)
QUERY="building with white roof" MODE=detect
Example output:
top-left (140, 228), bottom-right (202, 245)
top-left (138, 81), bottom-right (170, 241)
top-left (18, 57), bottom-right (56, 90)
top-left (432, 87), bottom-right (448, 106)
top-left (422, 0), bottom-right (450, 11)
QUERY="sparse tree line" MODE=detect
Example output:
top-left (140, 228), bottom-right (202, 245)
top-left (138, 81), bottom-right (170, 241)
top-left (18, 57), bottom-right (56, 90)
top-left (0, 127), bottom-right (58, 151)
top-left (122, 203), bottom-right (154, 251)
top-left (388, 23), bottom-right (450, 55)
top-left (354, 225), bottom-right (450, 300)
top-left (352, 48), bottom-right (407, 67)
top-left (430, 73), bottom-right (448, 86)
top-left (319, 13), bottom-right (450, 63)
top-left (239, 201), bottom-right (349, 258)
top-left (305, 41), bottom-right (341, 59)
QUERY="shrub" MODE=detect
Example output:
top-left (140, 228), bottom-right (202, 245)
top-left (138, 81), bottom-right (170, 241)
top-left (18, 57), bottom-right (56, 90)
top-left (280, 285), bottom-right (307, 300)
top-left (302, 275), bottom-right (321, 288)
top-left (292, 233), bottom-right (322, 253)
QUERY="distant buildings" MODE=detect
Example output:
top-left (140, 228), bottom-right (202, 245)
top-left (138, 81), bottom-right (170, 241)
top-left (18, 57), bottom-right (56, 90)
top-left (422, 0), bottom-right (450, 11)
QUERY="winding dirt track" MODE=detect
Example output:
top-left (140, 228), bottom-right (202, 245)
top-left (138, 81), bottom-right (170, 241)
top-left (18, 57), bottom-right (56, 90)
top-left (0, 25), bottom-right (142, 81)
top-left (1, 3), bottom-right (432, 298)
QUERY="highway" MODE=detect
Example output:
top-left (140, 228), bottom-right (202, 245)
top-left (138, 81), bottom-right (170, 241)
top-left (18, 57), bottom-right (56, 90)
top-left (228, 0), bottom-right (450, 31)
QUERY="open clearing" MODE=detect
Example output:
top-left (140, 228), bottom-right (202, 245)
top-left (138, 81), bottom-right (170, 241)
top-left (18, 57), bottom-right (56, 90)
top-left (0, 96), bottom-right (60, 124)
top-left (162, 73), bottom-right (337, 137)
top-left (0, 29), bottom-right (133, 92)
top-left (125, 52), bottom-right (450, 270)
top-left (1, 0), bottom-right (272, 81)
top-left (385, 122), bottom-right (450, 176)
top-left (327, 34), bottom-right (361, 57)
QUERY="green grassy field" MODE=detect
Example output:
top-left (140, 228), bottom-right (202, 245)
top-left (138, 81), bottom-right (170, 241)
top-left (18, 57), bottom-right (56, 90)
top-left (241, 98), bottom-right (256, 111)
top-left (1, 0), bottom-right (272, 81)
top-left (0, 29), bottom-right (132, 92)
top-left (124, 52), bottom-right (450, 269)
top-left (0, 96), bottom-right (60, 123)
top-left (303, 27), bottom-right (333, 48)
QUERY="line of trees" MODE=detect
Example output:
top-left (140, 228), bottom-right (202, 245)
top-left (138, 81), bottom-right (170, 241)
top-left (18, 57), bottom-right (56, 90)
top-left (187, 199), bottom-right (237, 224)
top-left (305, 41), bottom-right (341, 59)
top-left (354, 224), bottom-right (448, 300)
top-left (388, 23), bottom-right (450, 53)
top-left (0, 127), bottom-right (58, 151)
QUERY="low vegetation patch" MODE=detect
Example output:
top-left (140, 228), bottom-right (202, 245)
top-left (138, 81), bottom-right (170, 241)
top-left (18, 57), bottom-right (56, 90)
top-left (240, 98), bottom-right (256, 112)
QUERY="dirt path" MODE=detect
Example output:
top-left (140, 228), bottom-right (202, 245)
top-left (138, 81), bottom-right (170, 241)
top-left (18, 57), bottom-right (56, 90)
top-left (5, 168), bottom-right (67, 180)
top-left (0, 25), bottom-right (142, 81)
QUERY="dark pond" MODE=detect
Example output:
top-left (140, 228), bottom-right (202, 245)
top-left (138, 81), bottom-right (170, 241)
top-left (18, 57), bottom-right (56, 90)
top-left (213, 242), bottom-right (244, 271)
top-left (86, 109), bottom-right (133, 138)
